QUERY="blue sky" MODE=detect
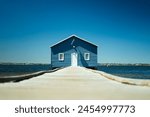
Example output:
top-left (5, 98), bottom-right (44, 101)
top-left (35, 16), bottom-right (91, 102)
top-left (0, 0), bottom-right (150, 63)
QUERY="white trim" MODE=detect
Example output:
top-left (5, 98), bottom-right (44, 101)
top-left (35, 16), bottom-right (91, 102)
top-left (84, 53), bottom-right (90, 60)
top-left (58, 53), bottom-right (64, 61)
top-left (50, 35), bottom-right (97, 48)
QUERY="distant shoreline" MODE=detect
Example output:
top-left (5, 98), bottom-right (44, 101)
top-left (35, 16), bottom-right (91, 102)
top-left (99, 63), bottom-right (150, 66)
top-left (0, 63), bottom-right (150, 66)
top-left (0, 63), bottom-right (50, 65)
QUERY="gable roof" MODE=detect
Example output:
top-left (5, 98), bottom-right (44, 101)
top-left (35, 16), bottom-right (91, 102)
top-left (50, 35), bottom-right (97, 48)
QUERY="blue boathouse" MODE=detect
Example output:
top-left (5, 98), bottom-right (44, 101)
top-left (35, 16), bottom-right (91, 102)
top-left (50, 35), bottom-right (98, 69)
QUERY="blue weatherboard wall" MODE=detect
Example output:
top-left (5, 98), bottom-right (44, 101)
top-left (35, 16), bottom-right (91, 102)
top-left (50, 35), bottom-right (97, 68)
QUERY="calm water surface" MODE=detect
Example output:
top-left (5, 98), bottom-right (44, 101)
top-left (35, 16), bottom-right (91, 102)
top-left (98, 66), bottom-right (150, 79)
top-left (0, 65), bottom-right (150, 79)
top-left (0, 65), bottom-right (50, 76)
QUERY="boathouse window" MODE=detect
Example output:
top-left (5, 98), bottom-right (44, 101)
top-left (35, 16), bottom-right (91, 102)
top-left (84, 53), bottom-right (90, 60)
top-left (58, 53), bottom-right (64, 61)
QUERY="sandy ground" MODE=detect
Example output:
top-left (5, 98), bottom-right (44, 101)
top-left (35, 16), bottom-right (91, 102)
top-left (0, 66), bottom-right (150, 100)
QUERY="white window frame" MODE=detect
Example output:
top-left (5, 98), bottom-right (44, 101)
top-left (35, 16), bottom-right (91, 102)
top-left (84, 53), bottom-right (90, 60)
top-left (58, 53), bottom-right (64, 61)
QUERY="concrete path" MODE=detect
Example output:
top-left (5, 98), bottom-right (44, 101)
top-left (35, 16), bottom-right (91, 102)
top-left (0, 66), bottom-right (150, 99)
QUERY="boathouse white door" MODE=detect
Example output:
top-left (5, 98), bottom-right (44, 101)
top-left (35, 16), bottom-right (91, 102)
top-left (71, 53), bottom-right (78, 66)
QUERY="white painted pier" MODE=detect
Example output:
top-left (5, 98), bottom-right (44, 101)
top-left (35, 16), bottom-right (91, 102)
top-left (0, 66), bottom-right (150, 99)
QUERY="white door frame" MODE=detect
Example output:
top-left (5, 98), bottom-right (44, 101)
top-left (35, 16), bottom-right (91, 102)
top-left (71, 53), bottom-right (78, 66)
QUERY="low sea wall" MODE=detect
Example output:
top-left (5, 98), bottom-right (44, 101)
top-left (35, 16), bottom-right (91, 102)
top-left (0, 68), bottom-right (60, 83)
top-left (88, 68), bottom-right (150, 87)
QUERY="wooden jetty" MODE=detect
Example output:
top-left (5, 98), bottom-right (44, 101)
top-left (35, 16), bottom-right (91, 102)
top-left (0, 66), bottom-right (150, 99)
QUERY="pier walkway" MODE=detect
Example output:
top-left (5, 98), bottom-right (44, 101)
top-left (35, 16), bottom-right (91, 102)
top-left (0, 66), bottom-right (150, 99)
